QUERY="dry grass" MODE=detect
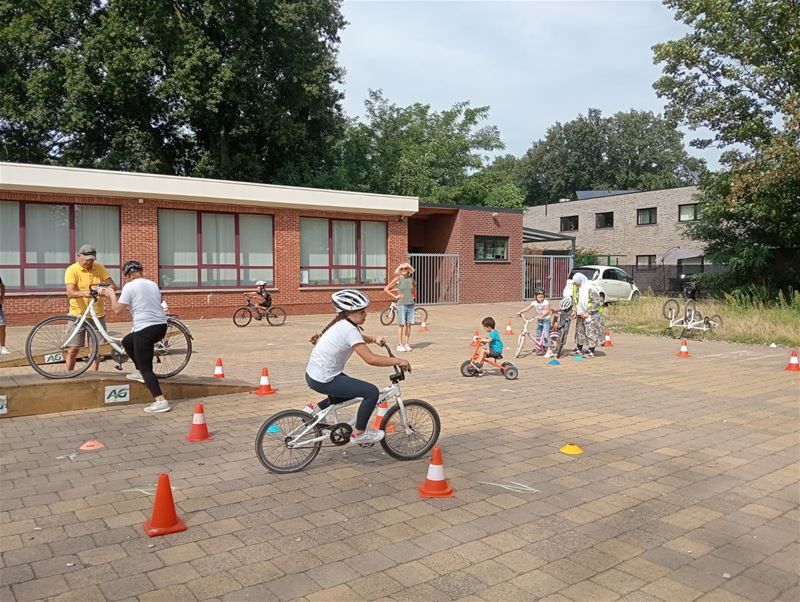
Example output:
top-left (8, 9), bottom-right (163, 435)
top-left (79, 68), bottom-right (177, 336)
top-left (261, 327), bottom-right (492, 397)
top-left (604, 296), bottom-right (800, 347)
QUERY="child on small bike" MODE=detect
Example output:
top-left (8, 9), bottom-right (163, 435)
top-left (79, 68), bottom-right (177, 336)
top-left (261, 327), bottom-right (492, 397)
top-left (305, 289), bottom-right (411, 445)
top-left (517, 287), bottom-right (553, 358)
top-left (248, 280), bottom-right (272, 320)
top-left (471, 317), bottom-right (503, 371)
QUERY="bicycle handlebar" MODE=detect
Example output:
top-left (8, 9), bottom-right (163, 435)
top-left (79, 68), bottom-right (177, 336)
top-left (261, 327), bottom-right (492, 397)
top-left (379, 341), bottom-right (407, 380)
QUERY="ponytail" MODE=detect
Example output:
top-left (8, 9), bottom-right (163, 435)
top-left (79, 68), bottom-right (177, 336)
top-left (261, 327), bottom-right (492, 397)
top-left (309, 311), bottom-right (365, 345)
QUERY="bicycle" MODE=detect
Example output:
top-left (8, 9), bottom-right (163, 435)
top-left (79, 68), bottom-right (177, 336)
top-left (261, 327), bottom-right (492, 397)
top-left (460, 335), bottom-right (519, 380)
top-left (379, 301), bottom-right (428, 326)
top-left (662, 298), bottom-right (722, 339)
top-left (553, 310), bottom-right (573, 359)
top-left (255, 343), bottom-right (440, 473)
top-left (26, 284), bottom-right (192, 379)
top-left (514, 315), bottom-right (560, 358)
top-left (232, 296), bottom-right (287, 327)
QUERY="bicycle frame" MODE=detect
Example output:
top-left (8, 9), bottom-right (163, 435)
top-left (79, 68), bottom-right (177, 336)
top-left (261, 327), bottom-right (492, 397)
top-left (62, 298), bottom-right (125, 355)
top-left (518, 316), bottom-right (558, 351)
top-left (285, 383), bottom-right (410, 448)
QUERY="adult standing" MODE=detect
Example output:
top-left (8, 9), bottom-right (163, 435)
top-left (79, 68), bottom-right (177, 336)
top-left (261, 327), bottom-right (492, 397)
top-left (384, 262), bottom-right (417, 352)
top-left (103, 261), bottom-right (171, 413)
top-left (0, 274), bottom-right (8, 354)
top-left (64, 244), bottom-right (116, 371)
top-left (572, 273), bottom-right (605, 357)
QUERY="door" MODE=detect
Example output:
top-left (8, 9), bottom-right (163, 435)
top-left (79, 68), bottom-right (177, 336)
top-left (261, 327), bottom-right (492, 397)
top-left (408, 253), bottom-right (459, 305)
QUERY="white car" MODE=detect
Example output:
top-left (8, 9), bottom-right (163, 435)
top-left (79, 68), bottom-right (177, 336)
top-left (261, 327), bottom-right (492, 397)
top-left (569, 265), bottom-right (640, 303)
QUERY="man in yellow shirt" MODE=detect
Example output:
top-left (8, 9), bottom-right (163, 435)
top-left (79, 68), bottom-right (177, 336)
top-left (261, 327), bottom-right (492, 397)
top-left (64, 244), bottom-right (116, 371)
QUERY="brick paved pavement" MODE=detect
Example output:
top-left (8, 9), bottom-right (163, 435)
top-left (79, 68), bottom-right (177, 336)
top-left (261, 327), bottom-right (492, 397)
top-left (1, 303), bottom-right (798, 601)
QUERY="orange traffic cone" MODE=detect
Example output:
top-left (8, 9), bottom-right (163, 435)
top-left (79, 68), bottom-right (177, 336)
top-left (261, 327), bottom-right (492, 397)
top-left (143, 474), bottom-right (186, 537)
top-left (213, 358), bottom-right (224, 378)
top-left (677, 340), bottom-right (690, 357)
top-left (371, 400), bottom-right (395, 432)
top-left (186, 404), bottom-right (214, 442)
top-left (785, 348), bottom-right (800, 371)
top-left (602, 330), bottom-right (614, 347)
top-left (79, 440), bottom-right (104, 451)
top-left (419, 320), bottom-right (429, 332)
top-left (253, 367), bottom-right (277, 396)
top-left (417, 445), bottom-right (454, 498)
top-left (505, 321), bottom-right (514, 335)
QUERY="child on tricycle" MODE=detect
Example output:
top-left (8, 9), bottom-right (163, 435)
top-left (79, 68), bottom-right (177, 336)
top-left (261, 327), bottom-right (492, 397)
top-left (460, 317), bottom-right (519, 380)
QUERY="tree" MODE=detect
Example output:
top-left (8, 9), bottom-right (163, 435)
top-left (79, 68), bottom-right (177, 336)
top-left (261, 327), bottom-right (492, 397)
top-left (653, 0), bottom-right (800, 290)
top-left (518, 108), bottom-right (704, 204)
top-left (0, 0), bottom-right (347, 185)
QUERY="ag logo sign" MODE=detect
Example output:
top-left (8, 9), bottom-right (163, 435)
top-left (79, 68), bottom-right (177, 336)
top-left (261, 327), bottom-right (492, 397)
top-left (104, 385), bottom-right (130, 404)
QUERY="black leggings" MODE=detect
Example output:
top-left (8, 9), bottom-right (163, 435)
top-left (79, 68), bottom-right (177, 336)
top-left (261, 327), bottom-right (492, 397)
top-left (122, 323), bottom-right (168, 398)
top-left (305, 373), bottom-right (380, 431)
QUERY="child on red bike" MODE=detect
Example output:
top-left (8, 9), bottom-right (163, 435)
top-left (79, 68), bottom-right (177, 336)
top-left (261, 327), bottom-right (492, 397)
top-left (471, 317), bottom-right (503, 372)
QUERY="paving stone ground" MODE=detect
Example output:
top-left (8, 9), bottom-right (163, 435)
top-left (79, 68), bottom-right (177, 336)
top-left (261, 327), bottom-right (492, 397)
top-left (1, 302), bottom-right (798, 602)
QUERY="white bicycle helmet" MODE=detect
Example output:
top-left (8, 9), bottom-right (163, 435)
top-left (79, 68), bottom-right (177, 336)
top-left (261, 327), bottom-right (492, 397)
top-left (560, 296), bottom-right (574, 311)
top-left (331, 289), bottom-right (370, 312)
top-left (255, 280), bottom-right (266, 286)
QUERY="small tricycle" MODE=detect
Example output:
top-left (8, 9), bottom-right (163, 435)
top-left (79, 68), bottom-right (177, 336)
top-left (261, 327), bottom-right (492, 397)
top-left (460, 333), bottom-right (519, 380)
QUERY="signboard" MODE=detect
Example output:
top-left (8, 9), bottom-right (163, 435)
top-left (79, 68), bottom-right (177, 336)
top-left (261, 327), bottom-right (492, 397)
top-left (104, 384), bottom-right (130, 404)
top-left (0, 395), bottom-right (7, 415)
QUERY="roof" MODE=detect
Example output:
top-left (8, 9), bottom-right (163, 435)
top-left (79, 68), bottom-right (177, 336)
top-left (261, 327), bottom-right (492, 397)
top-left (417, 202), bottom-right (523, 214)
top-left (575, 189), bottom-right (639, 200)
top-left (0, 162), bottom-right (418, 216)
top-left (523, 226), bottom-right (575, 244)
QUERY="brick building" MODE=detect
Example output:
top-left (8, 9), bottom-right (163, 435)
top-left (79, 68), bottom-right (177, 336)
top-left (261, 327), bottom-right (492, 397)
top-left (0, 163), bottom-right (523, 324)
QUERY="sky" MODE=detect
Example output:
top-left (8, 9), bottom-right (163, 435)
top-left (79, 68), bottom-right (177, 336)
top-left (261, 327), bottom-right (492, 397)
top-left (337, 0), bottom-right (721, 168)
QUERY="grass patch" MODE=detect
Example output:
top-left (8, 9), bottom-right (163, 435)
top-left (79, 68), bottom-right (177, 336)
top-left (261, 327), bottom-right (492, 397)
top-left (604, 296), bottom-right (800, 347)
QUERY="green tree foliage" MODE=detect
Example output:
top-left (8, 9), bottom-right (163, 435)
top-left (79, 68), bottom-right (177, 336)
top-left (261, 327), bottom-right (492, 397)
top-left (653, 0), bottom-right (799, 289)
top-left (0, 0), bottom-right (346, 184)
top-left (518, 108), bottom-right (704, 204)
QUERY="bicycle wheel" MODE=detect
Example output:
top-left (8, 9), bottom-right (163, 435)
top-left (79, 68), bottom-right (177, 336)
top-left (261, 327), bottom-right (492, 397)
top-left (380, 399), bottom-right (441, 460)
top-left (662, 299), bottom-right (680, 320)
top-left (708, 314), bottom-right (723, 331)
top-left (255, 410), bottom-right (322, 473)
top-left (380, 308), bottom-right (394, 326)
top-left (232, 307), bottom-right (252, 327)
top-left (515, 334), bottom-right (525, 358)
top-left (460, 360), bottom-right (477, 377)
top-left (502, 362), bottom-right (519, 380)
top-left (266, 307), bottom-right (287, 326)
top-left (556, 326), bottom-right (569, 358)
top-left (413, 307), bottom-right (428, 324)
top-left (26, 316), bottom-right (98, 379)
top-left (153, 318), bottom-right (192, 378)
top-left (684, 300), bottom-right (698, 322)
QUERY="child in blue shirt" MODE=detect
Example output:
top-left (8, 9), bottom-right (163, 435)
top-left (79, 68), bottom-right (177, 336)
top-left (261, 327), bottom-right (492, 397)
top-left (472, 316), bottom-right (503, 371)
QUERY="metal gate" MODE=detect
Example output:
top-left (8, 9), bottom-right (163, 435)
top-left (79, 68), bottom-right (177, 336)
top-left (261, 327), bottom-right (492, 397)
top-left (408, 253), bottom-right (459, 305)
top-left (522, 255), bottom-right (573, 299)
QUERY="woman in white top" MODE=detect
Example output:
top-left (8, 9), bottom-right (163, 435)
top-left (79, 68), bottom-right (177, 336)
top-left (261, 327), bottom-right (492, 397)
top-left (103, 260), bottom-right (171, 413)
top-left (305, 289), bottom-right (410, 445)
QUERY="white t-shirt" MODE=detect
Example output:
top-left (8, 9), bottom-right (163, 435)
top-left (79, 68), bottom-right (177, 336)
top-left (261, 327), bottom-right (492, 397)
top-left (118, 278), bottom-right (167, 332)
top-left (529, 299), bottom-right (550, 318)
top-left (306, 319), bottom-right (365, 383)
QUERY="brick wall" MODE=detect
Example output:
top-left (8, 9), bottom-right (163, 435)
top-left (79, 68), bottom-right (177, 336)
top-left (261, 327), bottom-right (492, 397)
top-left (2, 191), bottom-right (407, 325)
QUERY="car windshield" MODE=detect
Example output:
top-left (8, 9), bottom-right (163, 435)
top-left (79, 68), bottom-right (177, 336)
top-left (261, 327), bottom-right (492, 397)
top-left (569, 267), bottom-right (600, 280)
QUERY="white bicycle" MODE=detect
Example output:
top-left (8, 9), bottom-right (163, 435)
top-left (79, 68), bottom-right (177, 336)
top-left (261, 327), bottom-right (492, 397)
top-left (379, 301), bottom-right (428, 326)
top-left (25, 284), bottom-right (193, 379)
top-left (255, 343), bottom-right (440, 473)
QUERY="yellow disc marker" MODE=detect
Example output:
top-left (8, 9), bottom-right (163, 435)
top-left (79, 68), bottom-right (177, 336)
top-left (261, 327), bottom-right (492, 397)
top-left (560, 443), bottom-right (583, 455)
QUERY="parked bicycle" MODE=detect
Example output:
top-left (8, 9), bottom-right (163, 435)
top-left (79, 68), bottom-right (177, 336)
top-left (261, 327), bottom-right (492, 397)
top-left (379, 301), bottom-right (428, 326)
top-left (25, 284), bottom-right (192, 379)
top-left (514, 316), bottom-right (560, 358)
top-left (255, 343), bottom-right (440, 473)
top-left (232, 296), bottom-right (287, 327)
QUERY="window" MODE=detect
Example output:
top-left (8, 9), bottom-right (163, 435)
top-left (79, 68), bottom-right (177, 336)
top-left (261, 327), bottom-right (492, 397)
top-left (474, 236), bottom-right (509, 261)
top-left (300, 218), bottom-right (387, 286)
top-left (560, 215), bottom-right (579, 231)
top-left (637, 207), bottom-right (657, 225)
top-left (595, 212), bottom-right (614, 229)
top-left (679, 203), bottom-right (699, 222)
top-left (0, 200), bottom-right (120, 290)
top-left (158, 210), bottom-right (273, 288)
top-left (636, 255), bottom-right (657, 270)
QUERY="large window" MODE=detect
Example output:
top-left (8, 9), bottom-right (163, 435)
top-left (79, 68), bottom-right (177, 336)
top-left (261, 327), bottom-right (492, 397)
top-left (637, 207), bottom-right (658, 225)
top-left (300, 218), bottom-right (387, 286)
top-left (679, 203), bottom-right (699, 222)
top-left (474, 236), bottom-right (509, 261)
top-left (158, 210), bottom-right (273, 288)
top-left (0, 201), bottom-right (120, 290)
top-left (636, 255), bottom-right (657, 270)
top-left (595, 212), bottom-right (614, 229)
top-left (560, 216), bottom-right (579, 231)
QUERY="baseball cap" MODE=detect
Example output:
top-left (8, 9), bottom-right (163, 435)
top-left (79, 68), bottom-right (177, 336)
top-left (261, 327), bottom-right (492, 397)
top-left (77, 244), bottom-right (97, 257)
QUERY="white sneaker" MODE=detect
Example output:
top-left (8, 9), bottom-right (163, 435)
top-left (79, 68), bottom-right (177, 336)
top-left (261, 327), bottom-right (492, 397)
top-left (126, 372), bottom-right (144, 383)
top-left (544, 350), bottom-right (553, 359)
top-left (351, 429), bottom-right (385, 445)
top-left (396, 345), bottom-right (405, 353)
top-left (143, 400), bottom-right (171, 413)
top-left (0, 347), bottom-right (9, 355)
top-left (404, 344), bottom-right (412, 352)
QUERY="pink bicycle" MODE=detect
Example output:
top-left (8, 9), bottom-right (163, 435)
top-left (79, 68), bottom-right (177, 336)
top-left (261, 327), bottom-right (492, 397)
top-left (514, 315), bottom-right (559, 358)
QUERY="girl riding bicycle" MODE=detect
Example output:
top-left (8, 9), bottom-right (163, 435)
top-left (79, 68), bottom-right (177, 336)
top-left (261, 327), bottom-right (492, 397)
top-left (305, 290), bottom-right (411, 445)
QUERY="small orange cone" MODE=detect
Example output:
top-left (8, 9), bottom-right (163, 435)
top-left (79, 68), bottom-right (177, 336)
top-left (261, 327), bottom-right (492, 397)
top-left (143, 474), bottom-right (186, 537)
top-left (371, 400), bottom-right (395, 432)
top-left (79, 440), bottom-right (104, 451)
top-left (253, 367), bottom-right (277, 395)
top-left (602, 330), bottom-right (614, 347)
top-left (505, 321), bottom-right (514, 335)
top-left (417, 445), bottom-right (454, 498)
top-left (677, 340), bottom-right (690, 357)
top-left (213, 358), bottom-right (224, 378)
top-left (186, 404), bottom-right (214, 442)
top-left (785, 348), bottom-right (800, 371)
top-left (419, 320), bottom-right (429, 332)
